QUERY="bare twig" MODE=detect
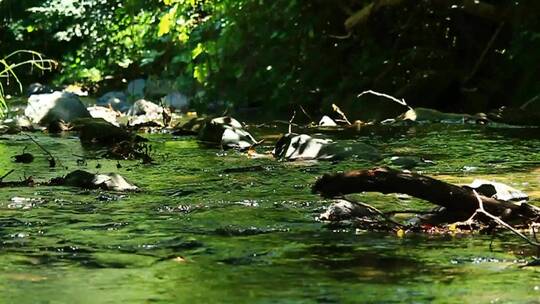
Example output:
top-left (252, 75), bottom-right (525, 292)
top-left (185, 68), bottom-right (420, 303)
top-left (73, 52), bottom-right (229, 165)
top-left (24, 134), bottom-right (59, 168)
top-left (465, 22), bottom-right (505, 83)
top-left (328, 32), bottom-right (352, 39)
top-left (331, 104), bottom-right (352, 125)
top-left (357, 90), bottom-right (411, 109)
top-left (0, 169), bottom-right (14, 181)
top-left (471, 190), bottom-right (540, 248)
top-left (288, 110), bottom-right (296, 134)
top-left (298, 105), bottom-right (314, 123)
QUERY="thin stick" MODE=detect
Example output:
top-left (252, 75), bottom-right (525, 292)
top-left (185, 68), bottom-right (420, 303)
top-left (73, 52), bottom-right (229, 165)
top-left (288, 110), bottom-right (296, 134)
top-left (24, 134), bottom-right (59, 166)
top-left (298, 105), bottom-right (314, 123)
top-left (331, 104), bottom-right (352, 125)
top-left (357, 90), bottom-right (411, 108)
top-left (0, 169), bottom-right (14, 181)
top-left (465, 22), bottom-right (505, 83)
top-left (472, 190), bottom-right (540, 247)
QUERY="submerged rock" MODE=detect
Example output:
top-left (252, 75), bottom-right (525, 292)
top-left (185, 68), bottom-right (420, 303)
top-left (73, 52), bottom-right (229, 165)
top-left (0, 116), bottom-right (33, 134)
top-left (71, 118), bottom-right (140, 145)
top-left (63, 170), bottom-right (138, 191)
top-left (273, 133), bottom-right (379, 161)
top-left (25, 91), bottom-right (91, 125)
top-left (389, 156), bottom-right (435, 169)
top-left (319, 199), bottom-right (376, 221)
top-left (198, 116), bottom-right (259, 150)
top-left (399, 107), bottom-right (486, 124)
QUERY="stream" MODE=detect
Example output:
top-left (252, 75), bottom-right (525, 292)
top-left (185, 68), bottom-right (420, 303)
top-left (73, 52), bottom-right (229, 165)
top-left (0, 120), bottom-right (539, 303)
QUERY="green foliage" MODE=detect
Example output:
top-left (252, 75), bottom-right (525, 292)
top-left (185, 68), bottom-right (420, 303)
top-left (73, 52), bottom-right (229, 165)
top-left (2, 0), bottom-right (540, 114)
top-left (0, 50), bottom-right (56, 116)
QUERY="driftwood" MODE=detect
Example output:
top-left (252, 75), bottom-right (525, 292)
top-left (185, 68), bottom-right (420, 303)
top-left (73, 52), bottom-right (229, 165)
top-left (313, 167), bottom-right (540, 225)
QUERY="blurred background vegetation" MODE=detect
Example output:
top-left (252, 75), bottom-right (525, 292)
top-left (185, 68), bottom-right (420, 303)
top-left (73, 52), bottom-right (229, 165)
top-left (1, 0), bottom-right (540, 116)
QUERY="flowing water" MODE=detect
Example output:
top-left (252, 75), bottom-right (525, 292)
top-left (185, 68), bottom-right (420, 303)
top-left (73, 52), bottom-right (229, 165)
top-left (0, 121), bottom-right (539, 303)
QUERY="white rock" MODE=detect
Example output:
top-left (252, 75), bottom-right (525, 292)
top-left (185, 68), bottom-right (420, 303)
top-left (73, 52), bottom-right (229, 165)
top-left (25, 91), bottom-right (90, 125)
top-left (93, 173), bottom-right (138, 192)
top-left (319, 115), bottom-right (337, 127)
top-left (87, 106), bottom-right (121, 126)
top-left (468, 179), bottom-right (528, 202)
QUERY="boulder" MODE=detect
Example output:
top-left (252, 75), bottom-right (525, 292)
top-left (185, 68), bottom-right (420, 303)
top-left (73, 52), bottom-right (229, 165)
top-left (198, 116), bottom-right (258, 150)
top-left (127, 99), bottom-right (165, 127)
top-left (273, 133), bottom-right (380, 161)
top-left (87, 106), bottom-right (121, 126)
top-left (127, 99), bottom-right (163, 116)
top-left (26, 83), bottom-right (54, 96)
top-left (25, 91), bottom-right (91, 125)
top-left (319, 199), bottom-right (376, 221)
top-left (466, 179), bottom-right (528, 202)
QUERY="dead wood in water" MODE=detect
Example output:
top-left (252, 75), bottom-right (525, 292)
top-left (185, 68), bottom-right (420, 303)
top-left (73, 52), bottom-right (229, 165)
top-left (313, 167), bottom-right (540, 225)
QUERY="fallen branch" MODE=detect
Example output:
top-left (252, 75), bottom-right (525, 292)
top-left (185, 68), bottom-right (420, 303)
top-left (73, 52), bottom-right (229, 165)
top-left (313, 167), bottom-right (540, 225)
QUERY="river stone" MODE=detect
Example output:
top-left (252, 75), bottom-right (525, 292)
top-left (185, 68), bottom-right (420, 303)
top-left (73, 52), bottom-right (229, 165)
top-left (128, 99), bottom-right (163, 116)
top-left (63, 170), bottom-right (138, 191)
top-left (319, 115), bottom-right (338, 127)
top-left (319, 199), bottom-right (375, 221)
top-left (466, 179), bottom-right (528, 202)
top-left (97, 91), bottom-right (130, 112)
top-left (198, 116), bottom-right (258, 150)
top-left (87, 106), bottom-right (121, 126)
top-left (273, 133), bottom-right (380, 161)
top-left (26, 83), bottom-right (54, 96)
top-left (127, 99), bottom-right (165, 127)
top-left (25, 91), bottom-right (91, 125)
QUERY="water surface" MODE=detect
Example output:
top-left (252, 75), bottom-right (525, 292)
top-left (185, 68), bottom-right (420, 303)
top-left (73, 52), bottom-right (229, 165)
top-left (0, 122), bottom-right (539, 303)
